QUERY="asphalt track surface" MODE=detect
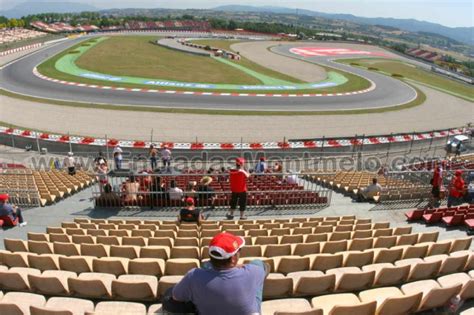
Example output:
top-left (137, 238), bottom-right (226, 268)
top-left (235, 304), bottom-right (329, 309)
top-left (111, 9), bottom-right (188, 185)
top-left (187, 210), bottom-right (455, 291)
top-left (0, 37), bottom-right (417, 111)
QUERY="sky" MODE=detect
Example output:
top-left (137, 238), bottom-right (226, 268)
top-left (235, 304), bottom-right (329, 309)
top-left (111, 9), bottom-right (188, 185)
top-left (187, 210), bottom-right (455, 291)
top-left (1, 0), bottom-right (473, 28)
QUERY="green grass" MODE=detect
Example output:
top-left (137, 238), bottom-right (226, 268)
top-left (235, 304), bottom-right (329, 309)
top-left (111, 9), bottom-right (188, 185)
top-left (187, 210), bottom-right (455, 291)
top-left (338, 58), bottom-right (474, 101)
top-left (37, 37), bottom-right (369, 94)
top-left (0, 83), bottom-right (425, 116)
top-left (191, 39), bottom-right (304, 84)
top-left (76, 36), bottom-right (260, 85)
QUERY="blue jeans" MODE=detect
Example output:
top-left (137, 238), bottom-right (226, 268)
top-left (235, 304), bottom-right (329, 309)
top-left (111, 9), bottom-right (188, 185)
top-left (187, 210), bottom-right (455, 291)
top-left (448, 195), bottom-right (463, 208)
top-left (114, 158), bottom-right (122, 170)
top-left (150, 157), bottom-right (157, 170)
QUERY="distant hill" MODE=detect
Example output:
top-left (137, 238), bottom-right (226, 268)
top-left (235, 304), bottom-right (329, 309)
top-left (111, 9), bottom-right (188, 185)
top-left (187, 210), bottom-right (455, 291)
top-left (213, 5), bottom-right (474, 46)
top-left (0, 2), bottom-right (98, 18)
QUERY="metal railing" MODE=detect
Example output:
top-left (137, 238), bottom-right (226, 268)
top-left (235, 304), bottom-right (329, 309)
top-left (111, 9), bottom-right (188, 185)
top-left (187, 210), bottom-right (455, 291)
top-left (91, 172), bottom-right (332, 212)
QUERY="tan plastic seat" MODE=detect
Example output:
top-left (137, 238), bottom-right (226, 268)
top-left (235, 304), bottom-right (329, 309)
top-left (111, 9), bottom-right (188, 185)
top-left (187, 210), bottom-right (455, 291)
top-left (397, 244), bottom-right (429, 259)
top-left (47, 227), bottom-right (65, 234)
top-left (321, 240), bottom-right (347, 254)
top-left (68, 272), bottom-right (115, 299)
top-left (164, 259), bottom-right (199, 275)
top-left (131, 229), bottom-right (153, 238)
top-left (112, 274), bottom-right (158, 301)
top-left (139, 246), bottom-right (170, 260)
top-left (424, 254), bottom-right (469, 275)
top-left (154, 230), bottom-right (176, 239)
top-left (80, 243), bottom-right (109, 258)
top-left (148, 237), bottom-right (174, 248)
top-left (359, 287), bottom-right (422, 315)
top-left (4, 239), bottom-right (28, 252)
top-left (314, 226), bottom-right (333, 234)
top-left (87, 229), bottom-right (107, 237)
top-left (348, 238), bottom-right (374, 251)
top-left (352, 230), bottom-right (373, 239)
top-left (0, 267), bottom-right (40, 290)
top-left (449, 237), bottom-right (473, 252)
top-left (395, 259), bottom-right (441, 281)
top-left (71, 235), bottom-right (95, 244)
top-left (265, 244), bottom-right (292, 258)
top-left (281, 235), bottom-right (304, 245)
top-left (1, 252), bottom-right (30, 268)
top-left (263, 273), bottom-right (293, 299)
top-left (311, 293), bottom-right (377, 315)
top-left (369, 248), bottom-right (403, 264)
top-left (401, 279), bottom-right (462, 312)
top-left (261, 298), bottom-right (315, 315)
top-left (147, 304), bottom-right (163, 315)
top-left (200, 229), bottom-right (222, 238)
top-left (28, 254), bottom-right (60, 271)
top-left (438, 272), bottom-right (474, 300)
top-left (393, 226), bottom-right (413, 235)
top-left (372, 229), bottom-right (393, 238)
top-left (28, 270), bottom-right (77, 295)
top-left (157, 275), bottom-right (184, 297)
top-left (109, 230), bottom-right (130, 237)
top-left (53, 242), bottom-right (80, 256)
top-left (293, 227), bottom-right (313, 235)
top-left (306, 234), bottom-right (328, 243)
top-left (362, 263), bottom-right (410, 287)
top-left (110, 245), bottom-right (139, 259)
top-left (240, 245), bottom-right (263, 258)
top-left (0, 292), bottom-right (46, 315)
top-left (310, 253), bottom-right (343, 271)
top-left (174, 237), bottom-right (200, 247)
top-left (170, 246), bottom-right (200, 259)
top-left (396, 234), bottom-right (419, 246)
top-left (255, 236), bottom-right (279, 245)
top-left (275, 256), bottom-right (310, 274)
top-left (93, 301), bottom-right (147, 315)
top-left (49, 234), bottom-right (72, 243)
top-left (96, 236), bottom-right (121, 246)
top-left (28, 241), bottom-right (54, 255)
top-left (426, 241), bottom-right (452, 256)
top-left (177, 230), bottom-right (199, 238)
top-left (293, 243), bottom-right (320, 257)
top-left (59, 256), bottom-right (93, 273)
top-left (326, 267), bottom-right (375, 292)
top-left (333, 225), bottom-right (353, 232)
top-left (288, 271), bottom-right (335, 297)
top-left (31, 297), bottom-right (94, 315)
top-left (271, 228), bottom-right (292, 236)
top-left (373, 236), bottom-right (397, 249)
top-left (451, 250), bottom-right (474, 271)
top-left (28, 233), bottom-right (50, 242)
top-left (93, 257), bottom-right (129, 276)
top-left (417, 231), bottom-right (439, 243)
top-left (343, 251), bottom-right (374, 268)
top-left (128, 258), bottom-right (165, 277)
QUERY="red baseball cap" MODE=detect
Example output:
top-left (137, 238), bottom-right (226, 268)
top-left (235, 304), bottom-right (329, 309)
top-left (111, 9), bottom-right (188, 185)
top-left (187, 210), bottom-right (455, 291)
top-left (236, 157), bottom-right (245, 166)
top-left (0, 193), bottom-right (9, 202)
top-left (455, 170), bottom-right (463, 176)
top-left (185, 197), bottom-right (195, 205)
top-left (209, 232), bottom-right (245, 260)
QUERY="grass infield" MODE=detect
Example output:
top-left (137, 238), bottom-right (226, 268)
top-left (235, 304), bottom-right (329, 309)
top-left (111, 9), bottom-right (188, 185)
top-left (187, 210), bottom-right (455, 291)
top-left (36, 36), bottom-right (372, 94)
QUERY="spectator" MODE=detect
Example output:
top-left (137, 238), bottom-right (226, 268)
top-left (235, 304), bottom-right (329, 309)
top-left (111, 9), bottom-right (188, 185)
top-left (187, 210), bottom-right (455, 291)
top-left (150, 176), bottom-right (166, 209)
top-left (185, 181), bottom-right (198, 201)
top-left (53, 157), bottom-right (61, 170)
top-left (356, 178), bottom-right (383, 202)
top-left (197, 176), bottom-right (216, 208)
top-left (428, 162), bottom-right (444, 208)
top-left (161, 145), bottom-right (172, 170)
top-left (227, 158), bottom-right (250, 220)
top-left (96, 183), bottom-right (121, 207)
top-left (123, 175), bottom-right (140, 204)
top-left (96, 162), bottom-right (108, 193)
top-left (377, 165), bottom-right (389, 178)
top-left (165, 232), bottom-right (268, 315)
top-left (149, 144), bottom-right (158, 170)
top-left (94, 151), bottom-right (107, 168)
top-left (273, 162), bottom-right (283, 173)
top-left (63, 152), bottom-right (76, 175)
top-left (168, 180), bottom-right (184, 201)
top-left (218, 167), bottom-right (228, 183)
top-left (255, 157), bottom-right (267, 174)
top-left (0, 194), bottom-right (27, 227)
top-left (177, 197), bottom-right (204, 224)
top-left (112, 145), bottom-right (123, 170)
top-left (448, 170), bottom-right (466, 208)
top-left (285, 170), bottom-right (298, 185)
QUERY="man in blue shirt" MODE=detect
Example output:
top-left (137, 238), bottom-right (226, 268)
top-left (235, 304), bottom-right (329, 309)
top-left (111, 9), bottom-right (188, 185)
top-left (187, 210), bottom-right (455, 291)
top-left (0, 194), bottom-right (27, 227)
top-left (165, 232), bottom-right (268, 315)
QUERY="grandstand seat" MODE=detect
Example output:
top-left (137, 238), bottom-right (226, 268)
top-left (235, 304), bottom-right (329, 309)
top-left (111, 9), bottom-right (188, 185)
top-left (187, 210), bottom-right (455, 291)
top-left (422, 212), bottom-right (444, 224)
top-left (58, 256), bottom-right (93, 273)
top-left (68, 272), bottom-right (114, 299)
top-left (263, 273), bottom-right (293, 299)
top-left (92, 301), bottom-right (147, 315)
top-left (395, 259), bottom-right (441, 281)
top-left (112, 274), bottom-right (158, 301)
top-left (358, 287), bottom-right (422, 315)
top-left (0, 292), bottom-right (46, 315)
top-left (362, 263), bottom-right (410, 287)
top-left (401, 279), bottom-right (462, 312)
top-left (442, 214), bottom-right (465, 226)
top-left (326, 267), bottom-right (375, 292)
top-left (28, 270), bottom-right (76, 296)
top-left (311, 293), bottom-right (377, 315)
top-left (30, 297), bottom-right (95, 315)
top-left (261, 298), bottom-right (316, 315)
top-left (0, 267), bottom-right (40, 290)
top-left (405, 209), bottom-right (425, 221)
top-left (288, 271), bottom-right (335, 297)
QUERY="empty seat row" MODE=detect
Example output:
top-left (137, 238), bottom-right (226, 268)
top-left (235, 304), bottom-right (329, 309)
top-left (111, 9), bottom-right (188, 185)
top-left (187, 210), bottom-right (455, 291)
top-left (27, 226), bottom-right (412, 247)
top-left (0, 291), bottom-right (162, 315)
top-left (2, 243), bottom-right (470, 278)
top-left (261, 273), bottom-right (470, 315)
top-left (6, 232), bottom-right (447, 261)
top-left (261, 252), bottom-right (473, 299)
top-left (1, 255), bottom-right (472, 304)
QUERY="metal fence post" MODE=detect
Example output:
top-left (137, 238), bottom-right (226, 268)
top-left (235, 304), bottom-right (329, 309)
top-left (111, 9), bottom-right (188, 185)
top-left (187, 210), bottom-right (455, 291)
top-left (105, 134), bottom-right (110, 168)
top-left (68, 132), bottom-right (72, 154)
top-left (35, 132), bottom-right (41, 154)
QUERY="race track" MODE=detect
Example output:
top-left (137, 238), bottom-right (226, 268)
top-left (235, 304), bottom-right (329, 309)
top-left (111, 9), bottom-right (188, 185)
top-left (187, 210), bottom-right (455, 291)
top-left (0, 36), bottom-right (417, 111)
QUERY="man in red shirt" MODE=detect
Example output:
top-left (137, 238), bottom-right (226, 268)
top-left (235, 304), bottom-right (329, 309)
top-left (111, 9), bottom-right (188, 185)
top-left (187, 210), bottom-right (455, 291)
top-left (428, 162), bottom-right (444, 208)
top-left (227, 157), bottom-right (250, 220)
top-left (448, 170), bottom-right (466, 208)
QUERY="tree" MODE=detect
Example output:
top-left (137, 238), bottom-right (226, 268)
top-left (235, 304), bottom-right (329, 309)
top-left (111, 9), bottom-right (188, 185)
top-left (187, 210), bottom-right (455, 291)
top-left (228, 19), bottom-right (237, 30)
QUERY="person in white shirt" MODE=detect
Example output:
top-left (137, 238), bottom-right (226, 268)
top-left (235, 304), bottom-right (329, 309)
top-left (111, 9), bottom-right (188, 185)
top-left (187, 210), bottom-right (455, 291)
top-left (161, 146), bottom-right (172, 170)
top-left (285, 171), bottom-right (298, 185)
top-left (357, 178), bottom-right (383, 202)
top-left (168, 180), bottom-right (184, 201)
top-left (255, 157), bottom-right (267, 174)
top-left (63, 152), bottom-right (76, 175)
top-left (112, 145), bottom-right (123, 170)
